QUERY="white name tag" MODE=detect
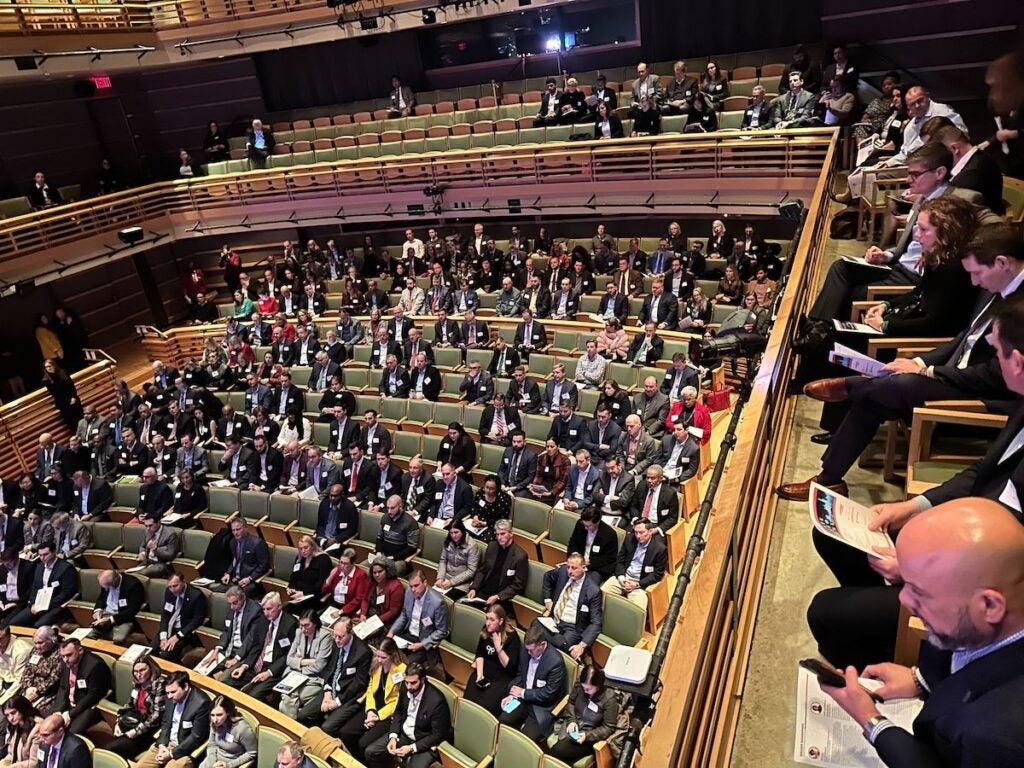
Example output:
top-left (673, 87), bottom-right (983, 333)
top-left (174, 492), bottom-right (182, 499)
top-left (119, 598), bottom-right (128, 607)
top-left (344, 469), bottom-right (351, 476)
top-left (588, 700), bottom-right (599, 712)
top-left (293, 562), bottom-right (302, 572)
top-left (183, 720), bottom-right (193, 728)
top-left (383, 524), bottom-right (391, 532)
top-left (506, 569), bottom-right (516, 576)
top-left (164, 602), bottom-right (175, 612)
top-left (568, 429), bottom-right (577, 436)
top-left (580, 604), bottom-right (589, 612)
top-left (441, 443), bottom-right (450, 450)
top-left (478, 499), bottom-right (486, 507)
top-left (375, 594), bottom-right (385, 605)
top-left (424, 378), bottom-right (432, 384)
top-left (346, 667), bottom-right (357, 675)
top-left (644, 566), bottom-right (654, 573)
top-left (435, 492), bottom-right (443, 499)
top-left (29, 654), bottom-right (41, 664)
top-left (391, 672), bottom-right (404, 685)
top-left (77, 679), bottom-right (87, 689)
top-left (537, 679), bottom-right (546, 687)
top-left (279, 638), bottom-right (290, 648)
top-left (422, 617), bottom-right (433, 627)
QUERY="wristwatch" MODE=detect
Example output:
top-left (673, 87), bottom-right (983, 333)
top-left (863, 715), bottom-right (890, 742)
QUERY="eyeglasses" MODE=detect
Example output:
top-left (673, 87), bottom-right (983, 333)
top-left (905, 168), bottom-right (935, 180)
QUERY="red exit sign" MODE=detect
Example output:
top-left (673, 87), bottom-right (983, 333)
top-left (90, 74), bottom-right (112, 90)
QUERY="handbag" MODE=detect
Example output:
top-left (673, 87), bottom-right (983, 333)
top-left (704, 387), bottom-right (732, 412)
top-left (116, 708), bottom-right (144, 733)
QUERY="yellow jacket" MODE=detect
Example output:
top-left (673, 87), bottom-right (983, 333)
top-left (35, 327), bottom-right (63, 361)
top-left (359, 662), bottom-right (406, 719)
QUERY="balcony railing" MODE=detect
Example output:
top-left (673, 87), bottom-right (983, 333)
top-left (0, 130), bottom-right (833, 269)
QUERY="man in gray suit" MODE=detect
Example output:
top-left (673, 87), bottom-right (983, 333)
top-left (386, 570), bottom-right (449, 665)
top-left (616, 415), bottom-right (661, 478)
top-left (500, 625), bottom-right (568, 743)
top-left (629, 61), bottom-right (663, 116)
top-left (304, 446), bottom-right (340, 501)
top-left (632, 377), bottom-right (670, 438)
top-left (134, 514), bottom-right (181, 577)
top-left (770, 71), bottom-right (821, 128)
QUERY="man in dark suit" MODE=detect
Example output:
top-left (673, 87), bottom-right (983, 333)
top-left (806, 296), bottom-right (1024, 667)
top-left (547, 404), bottom-right (587, 456)
top-left (478, 393), bottom-right (521, 445)
top-left (271, 329), bottom-right (295, 366)
top-left (327, 406), bottom-right (360, 459)
top-left (303, 446), bottom-right (340, 501)
top-left (91, 569), bottom-right (145, 643)
top-left (210, 585), bottom-right (267, 680)
top-left (627, 323), bottom-right (665, 367)
top-left (770, 71), bottom-right (821, 128)
top-left (467, 520), bottom-right (528, 611)
top-left (219, 435), bottom-right (254, 487)
top-left (602, 519), bottom-right (668, 612)
top-left (538, 554), bottom-right (604, 659)
top-left (518, 278), bottom-right (552, 321)
top-left (298, 283), bottom-right (327, 316)
top-left (661, 423), bottom-right (700, 484)
top-left (246, 118), bottom-right (275, 169)
top-left (291, 325), bottom-right (321, 367)
top-left (549, 278), bottom-right (580, 320)
top-left (152, 572), bottom-right (209, 663)
top-left (378, 355), bottom-right (411, 398)
top-left (498, 431), bottom-right (537, 494)
top-left (7, 542), bottom-right (75, 628)
top-left (507, 367), bottom-right (542, 414)
top-left (387, 307), bottom-right (415, 344)
top-left (308, 352), bottom-right (341, 393)
top-left (459, 361), bottom-right (495, 405)
top-left (426, 466), bottom-right (474, 527)
top-left (627, 464), bottom-right (679, 533)
top-left (820, 499), bottom-right (1024, 768)
top-left (567, 507), bottom-right (619, 580)
top-left (0, 510), bottom-right (24, 555)
top-left (34, 433), bottom-right (65, 481)
top-left (273, 373), bottom-right (306, 420)
top-left (541, 364), bottom-right (579, 415)
top-left (459, 310), bottom-right (490, 351)
top-left (359, 410), bottom-right (393, 457)
top-left (534, 78), bottom-right (563, 127)
top-left (499, 624), bottom-right (567, 742)
top-left (514, 308), bottom-right (548, 360)
top-left (387, 76), bottom-right (416, 118)
top-left (596, 282), bottom-right (630, 325)
top-left (0, 548), bottom-right (35, 620)
top-left (562, 449), bottom-right (602, 511)
top-left (316, 484), bottom-right (358, 545)
top-left (216, 517), bottom-right (270, 596)
top-left (135, 671), bottom-right (211, 768)
top-left (402, 328), bottom-right (434, 366)
top-left (243, 373), bottom-right (273, 415)
top-left (582, 407), bottom-right (623, 468)
top-left (226, 592), bottom-right (297, 700)
top-left (363, 663), bottom-right (452, 768)
top-left (35, 714), bottom-right (90, 768)
top-left (340, 443), bottom-right (374, 501)
top-left (52, 638), bottom-right (112, 734)
top-left (432, 309), bottom-right (462, 348)
top-left (297, 616), bottom-right (373, 732)
top-left (116, 427), bottom-right (150, 477)
top-left (637, 279), bottom-right (678, 330)
top-left (407, 353), bottom-right (442, 402)
top-left (661, 353), bottom-right (700, 399)
top-left (399, 458), bottom-right (436, 521)
top-left (247, 435), bottom-right (284, 492)
top-left (28, 172), bottom-right (64, 209)
top-left (780, 224), bottom-right (1024, 500)
top-left (740, 85), bottom-right (773, 129)
top-left (937, 125), bottom-right (1006, 214)
top-left (362, 452), bottom-right (404, 510)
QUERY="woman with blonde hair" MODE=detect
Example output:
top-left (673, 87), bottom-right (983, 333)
top-left (337, 638), bottom-right (407, 760)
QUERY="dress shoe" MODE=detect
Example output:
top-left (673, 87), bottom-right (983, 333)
top-left (803, 377), bottom-right (849, 403)
top-left (810, 432), bottom-right (832, 445)
top-left (776, 476), bottom-right (849, 501)
top-left (829, 191), bottom-right (853, 205)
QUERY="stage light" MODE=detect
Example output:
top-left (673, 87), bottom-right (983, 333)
top-left (118, 227), bottom-right (144, 245)
top-left (544, 35), bottom-right (560, 52)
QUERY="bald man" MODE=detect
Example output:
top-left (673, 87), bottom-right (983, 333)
top-left (37, 713), bottom-right (90, 766)
top-left (808, 295), bottom-right (1024, 667)
top-left (822, 498), bottom-right (1024, 767)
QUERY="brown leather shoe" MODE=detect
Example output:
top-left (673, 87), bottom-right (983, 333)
top-left (803, 377), bottom-right (849, 403)
top-left (776, 476), bottom-right (849, 501)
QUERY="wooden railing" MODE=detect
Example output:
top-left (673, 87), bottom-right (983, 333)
top-left (0, 359), bottom-right (119, 479)
top-left (0, 130), bottom-right (833, 268)
top-left (0, 0), bottom-right (152, 34)
top-left (640, 132), bottom-right (838, 766)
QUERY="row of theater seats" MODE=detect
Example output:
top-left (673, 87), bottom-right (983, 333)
top-left (266, 58), bottom-right (797, 128)
top-left (78, 637), bottom-right (593, 768)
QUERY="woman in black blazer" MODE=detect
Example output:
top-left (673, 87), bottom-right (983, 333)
top-left (594, 102), bottom-right (624, 140)
top-left (548, 666), bottom-right (621, 762)
top-left (437, 422), bottom-right (477, 475)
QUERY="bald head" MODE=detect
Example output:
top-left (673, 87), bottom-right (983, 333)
top-left (897, 498), bottom-right (1024, 650)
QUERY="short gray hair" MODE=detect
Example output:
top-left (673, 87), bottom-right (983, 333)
top-left (681, 386), bottom-right (698, 398)
top-left (261, 592), bottom-right (283, 609)
top-left (495, 519), bottom-right (513, 534)
top-left (277, 741), bottom-right (304, 760)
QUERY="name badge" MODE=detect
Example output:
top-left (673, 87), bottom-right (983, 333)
top-left (175, 492), bottom-right (182, 499)
top-left (424, 378), bottom-right (432, 384)
top-left (183, 720), bottom-right (193, 728)
top-left (537, 679), bottom-right (546, 687)
top-left (48, 489), bottom-right (57, 497)
top-left (293, 562), bottom-right (302, 572)
top-left (346, 667), bottom-right (357, 675)
top-left (226, 732), bottom-right (234, 743)
top-left (568, 429), bottom-right (577, 436)
top-left (441, 442), bottom-right (450, 450)
top-left (422, 617), bottom-right (433, 627)
top-left (164, 602), bottom-right (175, 612)
top-left (478, 499), bottom-right (486, 507)
top-left (580, 604), bottom-right (589, 612)
top-left (391, 672), bottom-right (404, 685)
top-left (479, 385), bottom-right (487, 390)
top-left (375, 594), bottom-right (385, 605)
top-left (588, 700), bottom-right (599, 712)
top-left (344, 469), bottom-right (351, 476)
top-left (612, 403), bottom-right (620, 410)
top-left (37, 750), bottom-right (45, 762)
top-left (543, 466), bottom-right (551, 474)
top-left (591, 545), bottom-right (600, 553)
top-left (279, 638), bottom-right (290, 648)
top-left (435, 492), bottom-right (443, 500)
top-left (503, 458), bottom-right (509, 464)
top-left (506, 569), bottom-right (516, 576)
top-left (383, 524), bottom-right (391, 532)
top-left (119, 598), bottom-right (128, 607)
top-left (29, 654), bottom-right (41, 664)
top-left (225, 619), bottom-right (232, 627)
top-left (77, 679), bottom-right (87, 689)
top-left (644, 566), bottom-right (654, 573)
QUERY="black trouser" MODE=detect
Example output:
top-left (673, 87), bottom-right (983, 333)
top-left (106, 732), bottom-right (157, 758)
top-left (298, 694), bottom-right (362, 731)
top-left (67, 707), bottom-right (102, 735)
top-left (549, 736), bottom-right (596, 763)
top-left (808, 260), bottom-right (919, 323)
top-left (817, 374), bottom-right (974, 485)
top-left (499, 703), bottom-right (550, 744)
top-left (339, 716), bottom-right (392, 761)
top-left (807, 585), bottom-right (901, 669)
top-left (364, 732), bottom-right (438, 768)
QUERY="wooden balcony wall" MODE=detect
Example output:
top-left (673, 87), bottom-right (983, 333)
top-left (0, 129), bottom-right (832, 286)
top-left (640, 134), bottom-right (837, 767)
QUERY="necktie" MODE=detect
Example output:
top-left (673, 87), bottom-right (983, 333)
top-left (496, 409), bottom-right (505, 434)
top-left (169, 595), bottom-right (183, 630)
top-left (254, 623), bottom-right (274, 672)
top-left (510, 451), bottom-right (520, 482)
top-left (954, 295), bottom-right (1002, 368)
top-left (349, 462), bottom-right (359, 493)
top-left (498, 350), bottom-right (506, 371)
top-left (553, 578), bottom-right (574, 621)
top-left (620, 271), bottom-right (629, 294)
top-left (47, 745), bottom-right (58, 768)
top-left (642, 489), bottom-right (655, 521)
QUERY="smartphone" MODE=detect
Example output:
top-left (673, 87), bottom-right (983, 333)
top-left (799, 658), bottom-right (846, 688)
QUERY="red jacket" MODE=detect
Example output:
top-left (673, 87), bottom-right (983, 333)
top-left (360, 577), bottom-right (405, 625)
top-left (665, 400), bottom-right (712, 444)
top-left (322, 564), bottom-right (370, 615)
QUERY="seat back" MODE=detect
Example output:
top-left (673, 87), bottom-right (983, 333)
top-left (512, 497), bottom-right (551, 538)
top-left (239, 490), bottom-right (269, 522)
top-left (450, 601), bottom-right (485, 653)
top-left (269, 494), bottom-right (300, 525)
top-left (495, 724), bottom-right (543, 768)
top-left (90, 521), bottom-right (124, 551)
top-left (113, 483), bottom-right (141, 507)
top-left (93, 750), bottom-right (130, 768)
top-left (208, 486), bottom-right (240, 515)
top-left (451, 698), bottom-right (499, 761)
top-left (208, 590), bottom-right (231, 629)
top-left (256, 725), bottom-right (290, 768)
top-left (522, 559), bottom-right (551, 604)
top-left (602, 592), bottom-right (645, 647)
top-left (358, 508), bottom-right (383, 544)
top-left (418, 524), bottom-right (447, 564)
top-left (121, 524), bottom-right (146, 554)
top-left (146, 578), bottom-right (168, 612)
top-left (272, 545), bottom-right (298, 578)
top-left (547, 508), bottom-right (577, 550)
